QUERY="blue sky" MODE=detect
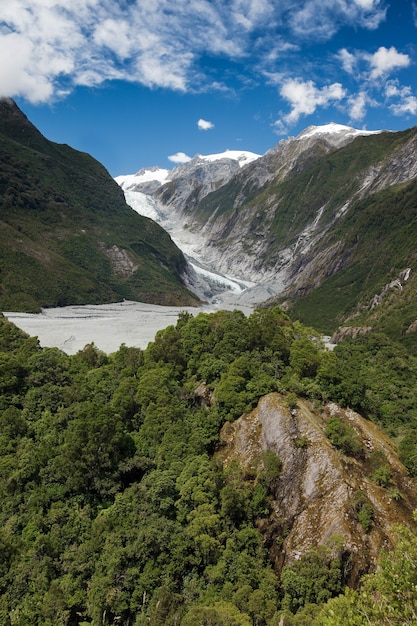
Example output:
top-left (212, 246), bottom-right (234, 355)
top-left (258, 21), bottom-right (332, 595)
top-left (2, 0), bottom-right (417, 176)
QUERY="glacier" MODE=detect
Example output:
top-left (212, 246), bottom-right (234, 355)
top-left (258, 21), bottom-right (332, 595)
top-left (116, 150), bottom-right (263, 307)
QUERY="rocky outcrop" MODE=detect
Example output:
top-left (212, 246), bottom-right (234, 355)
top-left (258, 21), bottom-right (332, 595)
top-left (157, 157), bottom-right (242, 208)
top-left (203, 129), bottom-right (417, 296)
top-left (100, 244), bottom-right (138, 278)
top-left (330, 326), bottom-right (373, 343)
top-left (370, 268), bottom-right (412, 308)
top-left (218, 393), bottom-right (417, 584)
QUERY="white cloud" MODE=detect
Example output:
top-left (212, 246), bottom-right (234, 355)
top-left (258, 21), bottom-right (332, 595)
top-left (272, 118), bottom-right (288, 135)
top-left (368, 46), bottom-right (410, 80)
top-left (338, 48), bottom-right (357, 75)
top-left (264, 71), bottom-right (285, 86)
top-left (280, 78), bottom-right (346, 124)
top-left (0, 0), bottom-right (391, 104)
top-left (230, 0), bottom-right (274, 31)
top-left (288, 0), bottom-right (386, 39)
top-left (353, 0), bottom-right (376, 8)
top-left (347, 91), bottom-right (369, 121)
top-left (413, 1), bottom-right (417, 27)
top-left (168, 151), bottom-right (192, 163)
top-left (385, 81), bottom-right (417, 117)
top-left (390, 96), bottom-right (417, 116)
top-left (385, 81), bottom-right (400, 99)
top-left (197, 118), bottom-right (215, 130)
top-left (0, 31), bottom-right (74, 103)
top-left (93, 19), bottom-right (134, 60)
top-left (338, 45), bottom-right (410, 84)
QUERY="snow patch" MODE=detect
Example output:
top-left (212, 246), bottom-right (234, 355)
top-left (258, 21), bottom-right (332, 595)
top-left (197, 149), bottom-right (261, 166)
top-left (123, 189), bottom-right (167, 223)
top-left (297, 123), bottom-right (382, 141)
top-left (115, 167), bottom-right (170, 190)
top-left (116, 150), bottom-right (261, 192)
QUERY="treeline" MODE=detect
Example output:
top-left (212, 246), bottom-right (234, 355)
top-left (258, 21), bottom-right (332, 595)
top-left (0, 308), bottom-right (416, 625)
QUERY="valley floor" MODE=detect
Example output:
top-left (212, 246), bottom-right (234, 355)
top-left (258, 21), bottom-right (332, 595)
top-left (4, 298), bottom-right (254, 354)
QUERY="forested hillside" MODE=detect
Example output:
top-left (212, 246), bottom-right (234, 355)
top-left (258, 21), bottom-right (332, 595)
top-left (0, 99), bottom-right (198, 312)
top-left (1, 308), bottom-right (416, 625)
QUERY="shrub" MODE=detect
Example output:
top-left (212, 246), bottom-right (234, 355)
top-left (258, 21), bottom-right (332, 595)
top-left (351, 490), bottom-right (373, 532)
top-left (325, 417), bottom-right (363, 458)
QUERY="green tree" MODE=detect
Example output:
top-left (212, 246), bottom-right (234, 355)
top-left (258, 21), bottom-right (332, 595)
top-left (399, 429), bottom-right (417, 476)
top-left (181, 601), bottom-right (252, 625)
top-left (325, 416), bottom-right (363, 457)
top-left (289, 337), bottom-right (322, 379)
top-left (316, 518), bottom-right (417, 625)
top-left (281, 545), bottom-right (343, 613)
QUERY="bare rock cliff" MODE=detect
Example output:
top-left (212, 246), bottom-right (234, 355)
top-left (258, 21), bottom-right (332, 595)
top-left (219, 393), bottom-right (417, 584)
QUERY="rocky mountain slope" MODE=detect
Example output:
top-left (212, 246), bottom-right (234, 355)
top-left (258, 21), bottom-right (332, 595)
top-left (117, 150), bottom-right (262, 301)
top-left (0, 99), bottom-right (199, 312)
top-left (116, 149), bottom-right (260, 202)
top-left (218, 392), bottom-right (417, 584)
top-left (118, 123), bottom-right (417, 350)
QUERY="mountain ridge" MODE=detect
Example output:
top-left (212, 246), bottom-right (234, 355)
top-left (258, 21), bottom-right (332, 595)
top-left (117, 123), bottom-right (417, 350)
top-left (0, 99), bottom-right (199, 312)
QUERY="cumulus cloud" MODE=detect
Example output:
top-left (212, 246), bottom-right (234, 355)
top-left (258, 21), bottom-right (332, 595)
top-left (391, 96), bottom-right (417, 116)
top-left (338, 45), bottom-right (410, 83)
top-left (0, 0), bottom-right (390, 104)
top-left (168, 152), bottom-right (192, 164)
top-left (385, 81), bottom-right (417, 116)
top-left (338, 48), bottom-right (357, 75)
top-left (368, 46), bottom-right (410, 80)
top-left (385, 80), bottom-right (401, 99)
top-left (279, 78), bottom-right (346, 124)
top-left (197, 118), bottom-right (215, 130)
top-left (347, 91), bottom-right (369, 121)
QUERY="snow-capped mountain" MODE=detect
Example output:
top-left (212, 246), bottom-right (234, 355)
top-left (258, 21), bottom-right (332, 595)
top-left (116, 149), bottom-right (262, 304)
top-left (115, 166), bottom-right (170, 194)
top-left (115, 149), bottom-right (260, 193)
top-left (196, 149), bottom-right (260, 166)
top-left (296, 122), bottom-right (381, 142)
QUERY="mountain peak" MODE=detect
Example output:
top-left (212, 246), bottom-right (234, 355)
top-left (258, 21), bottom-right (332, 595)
top-left (0, 96), bottom-right (26, 116)
top-left (0, 97), bottom-right (52, 153)
top-left (297, 122), bottom-right (381, 141)
top-left (195, 149), bottom-right (261, 167)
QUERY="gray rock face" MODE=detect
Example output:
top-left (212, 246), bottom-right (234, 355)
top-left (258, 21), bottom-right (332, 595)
top-left (189, 127), bottom-right (417, 302)
top-left (155, 156), bottom-right (242, 211)
top-left (219, 393), bottom-right (417, 584)
top-left (100, 244), bottom-right (138, 278)
top-left (142, 125), bottom-right (396, 289)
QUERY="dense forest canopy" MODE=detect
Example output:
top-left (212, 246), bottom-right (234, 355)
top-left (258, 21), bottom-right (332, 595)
top-left (0, 308), bottom-right (416, 625)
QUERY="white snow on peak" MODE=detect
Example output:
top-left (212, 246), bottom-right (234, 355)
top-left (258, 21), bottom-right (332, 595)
top-left (297, 122), bottom-right (381, 140)
top-left (195, 149), bottom-right (261, 166)
top-left (115, 150), bottom-right (260, 190)
top-left (115, 167), bottom-right (170, 190)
